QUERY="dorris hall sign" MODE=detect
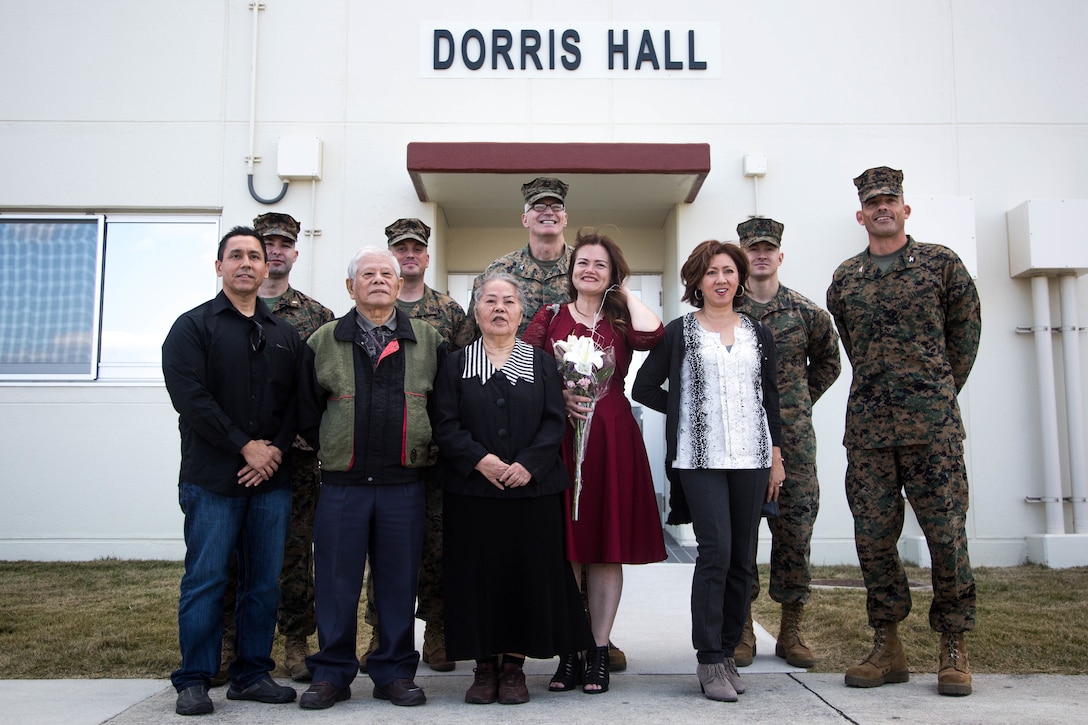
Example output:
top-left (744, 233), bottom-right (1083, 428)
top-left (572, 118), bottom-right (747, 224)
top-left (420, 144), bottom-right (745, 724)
top-left (419, 23), bottom-right (721, 78)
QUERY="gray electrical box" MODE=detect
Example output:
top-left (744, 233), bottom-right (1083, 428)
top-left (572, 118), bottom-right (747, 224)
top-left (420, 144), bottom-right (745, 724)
top-left (277, 136), bottom-right (323, 181)
top-left (1007, 199), bottom-right (1088, 278)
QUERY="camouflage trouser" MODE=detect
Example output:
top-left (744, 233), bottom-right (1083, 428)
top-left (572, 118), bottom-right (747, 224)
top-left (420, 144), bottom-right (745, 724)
top-left (845, 441), bottom-right (976, 633)
top-left (750, 462), bottom-right (818, 605)
top-left (364, 473), bottom-right (443, 626)
top-left (277, 450), bottom-right (319, 636)
top-left (223, 450), bottom-right (319, 642)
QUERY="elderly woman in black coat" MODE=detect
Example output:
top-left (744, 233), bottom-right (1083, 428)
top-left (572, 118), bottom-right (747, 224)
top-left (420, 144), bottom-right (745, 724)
top-left (433, 272), bottom-right (592, 706)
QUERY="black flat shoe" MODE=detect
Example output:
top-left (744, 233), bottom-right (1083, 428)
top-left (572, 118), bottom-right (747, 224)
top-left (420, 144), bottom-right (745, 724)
top-left (549, 651), bottom-right (582, 692)
top-left (583, 645), bottom-right (610, 694)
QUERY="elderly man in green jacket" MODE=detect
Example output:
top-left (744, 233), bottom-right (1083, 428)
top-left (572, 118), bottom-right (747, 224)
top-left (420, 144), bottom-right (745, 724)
top-left (299, 247), bottom-right (444, 711)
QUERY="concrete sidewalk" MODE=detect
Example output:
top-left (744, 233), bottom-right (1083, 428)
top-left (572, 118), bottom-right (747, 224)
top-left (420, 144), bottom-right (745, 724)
top-left (1, 563), bottom-right (1083, 724)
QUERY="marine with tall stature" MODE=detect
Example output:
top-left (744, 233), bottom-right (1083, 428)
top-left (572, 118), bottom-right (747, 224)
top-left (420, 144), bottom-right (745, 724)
top-left (736, 217), bottom-right (840, 669)
top-left (473, 177), bottom-right (574, 338)
top-left (255, 213), bottom-right (334, 681)
top-left (826, 166), bottom-right (981, 697)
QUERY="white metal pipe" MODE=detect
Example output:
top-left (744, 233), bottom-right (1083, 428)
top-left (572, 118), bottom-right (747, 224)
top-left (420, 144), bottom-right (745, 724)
top-left (1059, 275), bottom-right (1088, 532)
top-left (247, 3), bottom-right (263, 174)
top-left (1031, 275), bottom-right (1066, 534)
top-left (308, 178), bottom-right (318, 290)
top-left (1030, 277), bottom-right (1066, 531)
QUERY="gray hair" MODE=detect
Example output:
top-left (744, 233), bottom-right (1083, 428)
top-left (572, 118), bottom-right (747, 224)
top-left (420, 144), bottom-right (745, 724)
top-left (473, 272), bottom-right (528, 310)
top-left (346, 246), bottom-right (400, 280)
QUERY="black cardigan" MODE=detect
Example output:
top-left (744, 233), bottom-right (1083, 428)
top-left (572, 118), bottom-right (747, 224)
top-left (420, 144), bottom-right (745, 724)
top-left (431, 345), bottom-right (570, 499)
top-left (632, 312), bottom-right (782, 524)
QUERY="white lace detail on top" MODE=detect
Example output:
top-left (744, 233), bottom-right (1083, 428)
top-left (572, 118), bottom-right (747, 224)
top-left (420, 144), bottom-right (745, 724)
top-left (674, 313), bottom-right (771, 470)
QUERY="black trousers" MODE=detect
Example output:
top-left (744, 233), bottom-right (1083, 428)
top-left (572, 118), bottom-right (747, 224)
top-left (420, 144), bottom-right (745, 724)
top-left (306, 480), bottom-right (425, 689)
top-left (678, 467), bottom-right (767, 664)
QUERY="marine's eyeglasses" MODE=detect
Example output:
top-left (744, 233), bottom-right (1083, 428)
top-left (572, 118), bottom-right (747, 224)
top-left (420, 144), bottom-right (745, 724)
top-left (530, 202), bottom-right (565, 213)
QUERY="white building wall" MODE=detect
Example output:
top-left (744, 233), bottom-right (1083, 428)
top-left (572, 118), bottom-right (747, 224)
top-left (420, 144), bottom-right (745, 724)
top-left (1, 0), bottom-right (1086, 563)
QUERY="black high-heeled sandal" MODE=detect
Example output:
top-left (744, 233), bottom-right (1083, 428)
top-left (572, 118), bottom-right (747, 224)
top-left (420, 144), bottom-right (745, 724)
top-left (583, 645), bottom-right (610, 694)
top-left (549, 651), bottom-right (583, 692)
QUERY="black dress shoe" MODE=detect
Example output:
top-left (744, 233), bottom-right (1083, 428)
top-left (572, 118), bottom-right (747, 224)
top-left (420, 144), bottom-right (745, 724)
top-left (299, 681), bottom-right (351, 709)
top-left (226, 676), bottom-right (296, 704)
top-left (373, 678), bottom-right (427, 706)
top-left (175, 684), bottom-right (213, 716)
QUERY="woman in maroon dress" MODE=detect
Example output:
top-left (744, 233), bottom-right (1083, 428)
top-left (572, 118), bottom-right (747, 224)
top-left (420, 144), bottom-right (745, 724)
top-left (523, 229), bottom-right (666, 694)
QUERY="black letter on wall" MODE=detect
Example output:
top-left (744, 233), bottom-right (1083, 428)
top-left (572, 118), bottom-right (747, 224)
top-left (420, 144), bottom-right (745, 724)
top-left (493, 29), bottom-right (513, 69)
top-left (462, 29), bottom-right (485, 71)
top-left (434, 29), bottom-right (454, 70)
top-left (521, 30), bottom-right (543, 70)
top-left (608, 29), bottom-right (628, 70)
top-left (561, 29), bottom-right (581, 70)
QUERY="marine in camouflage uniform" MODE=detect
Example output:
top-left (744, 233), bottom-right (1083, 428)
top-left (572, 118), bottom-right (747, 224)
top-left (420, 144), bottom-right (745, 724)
top-left (736, 216), bottom-right (841, 668)
top-left (360, 217), bottom-right (471, 673)
top-left (474, 242), bottom-right (572, 338)
top-left (826, 167), bottom-right (981, 696)
top-left (397, 285), bottom-right (474, 350)
top-left (469, 177), bottom-right (574, 339)
top-left (216, 213), bottom-right (334, 685)
top-left (265, 286), bottom-right (334, 642)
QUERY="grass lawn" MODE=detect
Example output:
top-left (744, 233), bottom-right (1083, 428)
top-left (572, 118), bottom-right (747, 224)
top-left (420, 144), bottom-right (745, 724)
top-left (1, 561), bottom-right (1085, 678)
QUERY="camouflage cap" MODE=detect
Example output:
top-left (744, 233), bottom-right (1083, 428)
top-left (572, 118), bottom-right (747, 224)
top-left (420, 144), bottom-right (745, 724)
top-left (854, 166), bottom-right (904, 202)
top-left (385, 217), bottom-right (431, 246)
top-left (521, 177), bottom-right (569, 205)
top-left (737, 217), bottom-right (785, 247)
top-left (252, 212), bottom-right (300, 243)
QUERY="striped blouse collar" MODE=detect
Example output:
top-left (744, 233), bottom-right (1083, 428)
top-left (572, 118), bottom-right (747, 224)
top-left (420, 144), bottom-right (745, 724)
top-left (462, 338), bottom-right (536, 385)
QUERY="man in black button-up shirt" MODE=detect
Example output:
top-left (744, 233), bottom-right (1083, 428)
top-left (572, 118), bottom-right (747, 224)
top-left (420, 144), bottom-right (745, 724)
top-left (162, 226), bottom-right (307, 715)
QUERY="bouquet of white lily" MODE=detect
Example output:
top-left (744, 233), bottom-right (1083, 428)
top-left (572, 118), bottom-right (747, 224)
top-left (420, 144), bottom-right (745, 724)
top-left (552, 333), bottom-right (616, 520)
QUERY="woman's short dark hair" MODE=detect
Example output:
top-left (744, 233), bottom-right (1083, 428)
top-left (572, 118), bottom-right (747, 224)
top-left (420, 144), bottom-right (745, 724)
top-left (566, 228), bottom-right (631, 334)
top-left (680, 240), bottom-right (749, 309)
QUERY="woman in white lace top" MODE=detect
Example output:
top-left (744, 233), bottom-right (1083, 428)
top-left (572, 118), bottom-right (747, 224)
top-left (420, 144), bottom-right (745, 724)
top-left (633, 240), bottom-right (784, 703)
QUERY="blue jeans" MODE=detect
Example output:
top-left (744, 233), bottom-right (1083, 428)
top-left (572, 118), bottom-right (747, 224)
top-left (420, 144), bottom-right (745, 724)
top-left (171, 481), bottom-right (291, 691)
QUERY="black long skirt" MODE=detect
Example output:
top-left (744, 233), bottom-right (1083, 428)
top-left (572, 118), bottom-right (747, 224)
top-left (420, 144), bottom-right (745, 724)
top-left (442, 491), bottom-right (594, 661)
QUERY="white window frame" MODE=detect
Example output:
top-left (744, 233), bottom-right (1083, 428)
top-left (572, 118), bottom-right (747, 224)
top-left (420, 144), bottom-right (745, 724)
top-left (97, 214), bottom-right (221, 381)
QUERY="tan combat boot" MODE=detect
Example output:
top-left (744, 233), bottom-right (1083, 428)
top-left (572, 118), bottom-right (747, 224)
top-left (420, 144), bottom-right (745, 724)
top-left (937, 632), bottom-right (972, 696)
top-left (734, 610), bottom-right (756, 667)
top-left (608, 641), bottom-right (627, 672)
top-left (358, 628), bottom-right (379, 673)
top-left (284, 635), bottom-right (312, 682)
top-left (844, 622), bottom-right (909, 688)
top-left (775, 602), bottom-right (816, 668)
top-left (422, 621), bottom-right (455, 672)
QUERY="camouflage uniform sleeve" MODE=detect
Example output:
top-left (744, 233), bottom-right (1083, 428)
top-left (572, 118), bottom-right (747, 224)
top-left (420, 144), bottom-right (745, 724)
top-left (806, 305), bottom-right (841, 404)
top-left (450, 301), bottom-right (474, 350)
top-left (943, 257), bottom-right (981, 392)
top-left (826, 270), bottom-right (852, 363)
top-left (464, 269), bottom-right (490, 342)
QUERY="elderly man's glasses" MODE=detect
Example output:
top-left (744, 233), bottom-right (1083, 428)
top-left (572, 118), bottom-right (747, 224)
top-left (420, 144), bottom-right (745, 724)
top-left (250, 320), bottom-right (266, 353)
top-left (530, 202), bottom-right (565, 213)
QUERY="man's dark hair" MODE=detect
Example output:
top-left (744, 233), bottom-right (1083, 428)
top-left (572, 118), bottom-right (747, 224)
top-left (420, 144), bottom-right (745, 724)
top-left (217, 225), bottom-right (266, 261)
